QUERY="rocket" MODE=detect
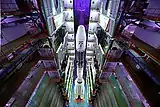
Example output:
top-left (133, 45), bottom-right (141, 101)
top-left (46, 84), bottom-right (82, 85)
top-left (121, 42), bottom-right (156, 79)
top-left (76, 25), bottom-right (86, 67)
top-left (74, 25), bottom-right (86, 101)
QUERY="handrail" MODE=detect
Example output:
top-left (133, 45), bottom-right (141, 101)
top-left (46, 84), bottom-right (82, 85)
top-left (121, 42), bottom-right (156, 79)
top-left (26, 71), bottom-right (47, 107)
top-left (65, 57), bottom-right (71, 87)
top-left (110, 74), bottom-right (131, 107)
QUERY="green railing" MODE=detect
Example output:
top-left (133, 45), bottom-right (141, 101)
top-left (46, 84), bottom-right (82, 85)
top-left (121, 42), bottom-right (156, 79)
top-left (104, 84), bottom-right (119, 107)
top-left (109, 74), bottom-right (129, 107)
top-left (115, 65), bottom-right (145, 107)
top-left (39, 81), bottom-right (54, 107)
top-left (95, 74), bottom-right (129, 107)
top-left (26, 72), bottom-right (50, 107)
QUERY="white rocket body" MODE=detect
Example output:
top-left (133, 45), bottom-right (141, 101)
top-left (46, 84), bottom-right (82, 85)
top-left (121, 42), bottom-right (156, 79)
top-left (74, 76), bottom-right (85, 99)
top-left (74, 25), bottom-right (86, 100)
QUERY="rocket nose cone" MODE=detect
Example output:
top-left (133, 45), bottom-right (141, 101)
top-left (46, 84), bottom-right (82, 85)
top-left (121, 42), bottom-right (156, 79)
top-left (78, 25), bottom-right (85, 31)
top-left (76, 25), bottom-right (86, 51)
top-left (76, 25), bottom-right (86, 39)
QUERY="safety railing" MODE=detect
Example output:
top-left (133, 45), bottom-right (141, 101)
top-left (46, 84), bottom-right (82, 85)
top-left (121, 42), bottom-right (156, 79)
top-left (64, 58), bottom-right (73, 98)
top-left (26, 71), bottom-right (64, 107)
top-left (26, 72), bottom-right (50, 107)
top-left (109, 74), bottom-right (130, 107)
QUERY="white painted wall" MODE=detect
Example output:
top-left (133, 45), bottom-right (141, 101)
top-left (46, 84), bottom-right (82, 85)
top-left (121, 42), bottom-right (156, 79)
top-left (65, 22), bottom-right (74, 32)
top-left (88, 34), bottom-right (96, 41)
top-left (99, 14), bottom-right (110, 30)
top-left (89, 23), bottom-right (99, 33)
top-left (90, 0), bottom-right (101, 9)
top-left (54, 12), bottom-right (65, 28)
top-left (67, 34), bottom-right (74, 40)
top-left (87, 42), bottom-right (96, 50)
top-left (63, 0), bottom-right (73, 9)
top-left (66, 42), bottom-right (74, 49)
top-left (90, 11), bottom-right (99, 21)
top-left (64, 10), bottom-right (74, 21)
